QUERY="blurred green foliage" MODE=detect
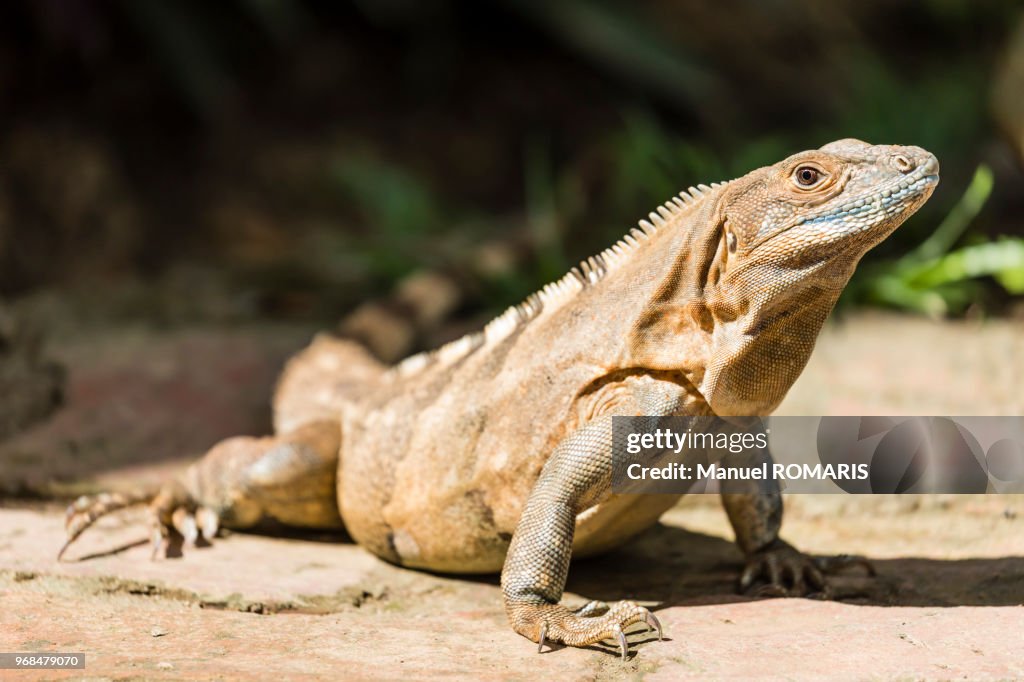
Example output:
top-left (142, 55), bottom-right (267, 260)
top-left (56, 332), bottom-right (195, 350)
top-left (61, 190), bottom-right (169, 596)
top-left (1, 0), bottom-right (1021, 320)
top-left (331, 155), bottom-right (448, 278)
top-left (851, 166), bottom-right (1023, 316)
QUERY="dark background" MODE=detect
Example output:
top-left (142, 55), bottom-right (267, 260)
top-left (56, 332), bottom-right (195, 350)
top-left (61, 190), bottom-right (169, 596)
top-left (1, 0), bottom-right (1022, 329)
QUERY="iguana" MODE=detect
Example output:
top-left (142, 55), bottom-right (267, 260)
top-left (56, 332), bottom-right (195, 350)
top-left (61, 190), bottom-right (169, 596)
top-left (59, 139), bottom-right (939, 660)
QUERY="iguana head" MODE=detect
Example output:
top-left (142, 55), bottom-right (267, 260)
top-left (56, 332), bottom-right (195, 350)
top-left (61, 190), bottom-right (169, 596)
top-left (700, 139), bottom-right (939, 415)
top-left (716, 138), bottom-right (939, 278)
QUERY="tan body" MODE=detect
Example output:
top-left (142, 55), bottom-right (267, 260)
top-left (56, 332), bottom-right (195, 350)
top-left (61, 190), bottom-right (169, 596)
top-left (278, 192), bottom-right (730, 572)
top-left (287, 339), bottom-right (684, 573)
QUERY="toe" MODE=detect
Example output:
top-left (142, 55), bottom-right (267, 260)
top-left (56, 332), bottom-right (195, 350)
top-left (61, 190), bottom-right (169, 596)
top-left (614, 626), bottom-right (629, 661)
top-left (574, 600), bottom-right (610, 617)
top-left (804, 562), bottom-right (826, 591)
top-left (172, 509), bottom-right (199, 547)
top-left (784, 563), bottom-right (806, 595)
top-left (196, 507), bottom-right (220, 541)
top-left (764, 554), bottom-right (783, 589)
top-left (739, 558), bottom-right (763, 592)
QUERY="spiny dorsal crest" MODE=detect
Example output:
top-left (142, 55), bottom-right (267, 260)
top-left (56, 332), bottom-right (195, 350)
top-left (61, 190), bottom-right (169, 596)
top-left (388, 181), bottom-right (726, 379)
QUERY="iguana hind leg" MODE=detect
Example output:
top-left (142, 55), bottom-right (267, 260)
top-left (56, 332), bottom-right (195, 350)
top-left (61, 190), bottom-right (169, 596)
top-left (61, 333), bottom-right (389, 560)
top-left (60, 419), bottom-right (343, 560)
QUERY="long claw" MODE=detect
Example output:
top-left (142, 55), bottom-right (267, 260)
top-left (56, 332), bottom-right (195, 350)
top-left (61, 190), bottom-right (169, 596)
top-left (56, 538), bottom-right (74, 562)
top-left (616, 627), bottom-right (628, 662)
top-left (644, 612), bottom-right (663, 640)
top-left (56, 490), bottom-right (156, 560)
top-left (537, 622), bottom-right (548, 653)
top-left (149, 527), bottom-right (166, 561)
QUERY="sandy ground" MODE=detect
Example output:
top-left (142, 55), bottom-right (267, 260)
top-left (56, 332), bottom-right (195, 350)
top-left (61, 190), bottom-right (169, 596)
top-left (1, 312), bottom-right (1022, 680)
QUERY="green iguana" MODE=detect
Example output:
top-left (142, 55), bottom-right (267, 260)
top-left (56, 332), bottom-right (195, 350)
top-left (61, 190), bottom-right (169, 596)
top-left (60, 139), bottom-right (939, 660)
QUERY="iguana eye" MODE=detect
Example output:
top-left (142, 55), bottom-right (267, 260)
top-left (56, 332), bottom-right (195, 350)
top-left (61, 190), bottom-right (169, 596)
top-left (794, 166), bottom-right (822, 187)
top-left (790, 164), bottom-right (823, 186)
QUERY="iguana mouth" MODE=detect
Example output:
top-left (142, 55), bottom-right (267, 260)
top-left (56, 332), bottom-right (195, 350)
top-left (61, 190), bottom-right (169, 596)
top-left (798, 158), bottom-right (939, 229)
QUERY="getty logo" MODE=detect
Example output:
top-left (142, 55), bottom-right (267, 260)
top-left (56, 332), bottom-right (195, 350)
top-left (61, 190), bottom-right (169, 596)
top-left (815, 417), bottom-right (1024, 494)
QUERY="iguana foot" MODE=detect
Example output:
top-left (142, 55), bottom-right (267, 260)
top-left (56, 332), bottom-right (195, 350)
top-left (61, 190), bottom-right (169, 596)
top-left (59, 424), bottom-right (343, 561)
top-left (512, 600), bottom-right (662, 661)
top-left (59, 483), bottom-right (219, 561)
top-left (146, 482), bottom-right (221, 559)
top-left (739, 539), bottom-right (875, 598)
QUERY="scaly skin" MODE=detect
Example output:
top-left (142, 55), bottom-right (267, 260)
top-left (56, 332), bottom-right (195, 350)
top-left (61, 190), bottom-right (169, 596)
top-left (62, 139), bottom-right (938, 660)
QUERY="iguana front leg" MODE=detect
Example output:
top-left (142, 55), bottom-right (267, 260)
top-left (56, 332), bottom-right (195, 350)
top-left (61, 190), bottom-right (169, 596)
top-left (721, 483), bottom-right (874, 598)
top-left (502, 410), bottom-right (665, 661)
top-left (720, 488), bottom-right (821, 595)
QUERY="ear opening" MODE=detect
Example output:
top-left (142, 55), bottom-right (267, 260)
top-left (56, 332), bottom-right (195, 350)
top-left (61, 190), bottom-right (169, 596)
top-left (706, 225), bottom-right (728, 287)
top-left (697, 205), bottom-right (731, 291)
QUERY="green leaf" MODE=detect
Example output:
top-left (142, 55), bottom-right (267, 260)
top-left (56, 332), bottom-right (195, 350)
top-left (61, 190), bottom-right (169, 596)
top-left (907, 239), bottom-right (1024, 294)
top-left (907, 164), bottom-right (994, 264)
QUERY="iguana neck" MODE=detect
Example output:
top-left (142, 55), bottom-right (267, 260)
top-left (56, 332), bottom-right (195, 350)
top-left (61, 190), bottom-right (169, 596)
top-left (620, 186), bottom-right (857, 417)
top-left (619, 186), bottom-right (726, 388)
top-left (389, 184), bottom-right (726, 382)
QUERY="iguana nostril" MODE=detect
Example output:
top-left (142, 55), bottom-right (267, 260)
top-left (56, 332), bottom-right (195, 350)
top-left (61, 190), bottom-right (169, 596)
top-left (893, 154), bottom-right (913, 173)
